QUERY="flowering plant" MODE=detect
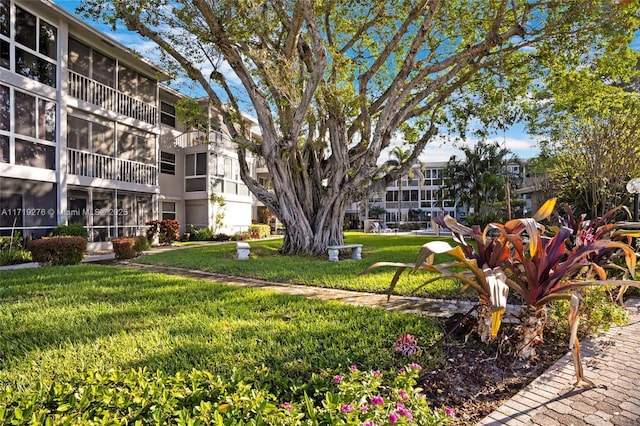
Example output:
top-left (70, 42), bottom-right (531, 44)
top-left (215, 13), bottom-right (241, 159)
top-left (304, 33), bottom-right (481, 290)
top-left (297, 363), bottom-right (454, 425)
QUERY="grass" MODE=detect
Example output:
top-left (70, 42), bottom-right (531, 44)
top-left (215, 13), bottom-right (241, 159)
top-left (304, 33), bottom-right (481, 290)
top-left (0, 264), bottom-right (444, 393)
top-left (137, 232), bottom-right (471, 299)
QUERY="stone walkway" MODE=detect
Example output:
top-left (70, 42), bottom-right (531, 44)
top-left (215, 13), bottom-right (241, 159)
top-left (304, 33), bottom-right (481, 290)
top-left (478, 299), bottom-right (640, 426)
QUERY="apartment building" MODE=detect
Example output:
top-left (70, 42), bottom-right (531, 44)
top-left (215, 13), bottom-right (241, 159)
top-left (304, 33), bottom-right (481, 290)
top-left (157, 87), bottom-right (257, 236)
top-left (360, 160), bottom-right (528, 231)
top-left (0, 0), bottom-right (175, 250)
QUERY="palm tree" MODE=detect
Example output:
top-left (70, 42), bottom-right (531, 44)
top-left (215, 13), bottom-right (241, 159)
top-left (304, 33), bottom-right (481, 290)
top-left (387, 146), bottom-right (412, 226)
top-left (442, 141), bottom-right (515, 219)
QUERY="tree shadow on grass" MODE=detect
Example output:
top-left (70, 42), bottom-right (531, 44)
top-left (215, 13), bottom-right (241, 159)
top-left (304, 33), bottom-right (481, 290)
top-left (0, 265), bottom-right (444, 389)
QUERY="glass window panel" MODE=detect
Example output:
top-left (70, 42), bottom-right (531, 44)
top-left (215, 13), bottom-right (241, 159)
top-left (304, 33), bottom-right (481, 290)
top-left (15, 48), bottom-right (56, 87)
top-left (38, 99), bottom-right (56, 141)
top-left (0, 134), bottom-right (7, 162)
top-left (160, 151), bottom-right (175, 175)
top-left (67, 116), bottom-right (89, 150)
top-left (15, 7), bottom-right (36, 50)
top-left (195, 152), bottom-right (207, 175)
top-left (117, 130), bottom-right (135, 160)
top-left (0, 0), bottom-right (9, 37)
top-left (14, 91), bottom-right (35, 137)
top-left (92, 122), bottom-right (114, 156)
top-left (185, 154), bottom-right (195, 176)
top-left (0, 83), bottom-right (8, 131)
top-left (39, 20), bottom-right (57, 60)
top-left (15, 139), bottom-right (55, 169)
top-left (185, 177), bottom-right (206, 192)
top-left (92, 50), bottom-right (115, 87)
top-left (118, 65), bottom-right (136, 96)
top-left (0, 39), bottom-right (8, 69)
top-left (141, 134), bottom-right (155, 162)
top-left (68, 37), bottom-right (90, 76)
top-left (160, 102), bottom-right (176, 127)
top-left (138, 74), bottom-right (156, 102)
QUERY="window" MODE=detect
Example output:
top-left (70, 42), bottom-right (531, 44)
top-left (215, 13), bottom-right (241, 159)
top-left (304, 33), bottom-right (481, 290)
top-left (186, 153), bottom-right (207, 176)
top-left (69, 37), bottom-right (115, 87)
top-left (117, 126), bottom-right (155, 163)
top-left (15, 138), bottom-right (54, 169)
top-left (67, 116), bottom-right (89, 151)
top-left (185, 152), bottom-right (207, 192)
top-left (160, 102), bottom-right (176, 127)
top-left (8, 6), bottom-right (57, 87)
top-left (160, 151), bottom-right (175, 174)
top-left (118, 65), bottom-right (156, 103)
top-left (0, 134), bottom-right (7, 162)
top-left (161, 202), bottom-right (176, 220)
top-left (0, 0), bottom-right (9, 38)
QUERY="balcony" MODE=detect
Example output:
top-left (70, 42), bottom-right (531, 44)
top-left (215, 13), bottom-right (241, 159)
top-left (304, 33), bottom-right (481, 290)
top-left (68, 70), bottom-right (158, 125)
top-left (173, 130), bottom-right (238, 151)
top-left (67, 148), bottom-right (157, 186)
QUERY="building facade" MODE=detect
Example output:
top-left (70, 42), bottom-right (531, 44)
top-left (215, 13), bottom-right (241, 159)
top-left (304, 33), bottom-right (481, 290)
top-left (157, 87), bottom-right (257, 236)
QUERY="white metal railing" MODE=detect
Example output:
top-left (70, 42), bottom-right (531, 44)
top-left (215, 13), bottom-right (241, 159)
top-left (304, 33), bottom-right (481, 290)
top-left (67, 148), bottom-right (157, 186)
top-left (68, 70), bottom-right (158, 125)
top-left (173, 130), bottom-right (237, 150)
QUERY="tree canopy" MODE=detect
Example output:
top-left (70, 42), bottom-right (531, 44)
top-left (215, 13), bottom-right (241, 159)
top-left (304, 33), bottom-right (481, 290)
top-left (79, 0), bottom-right (640, 254)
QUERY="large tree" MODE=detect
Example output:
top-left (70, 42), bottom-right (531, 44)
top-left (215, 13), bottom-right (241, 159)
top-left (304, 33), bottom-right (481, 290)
top-left (80, 0), bottom-right (640, 255)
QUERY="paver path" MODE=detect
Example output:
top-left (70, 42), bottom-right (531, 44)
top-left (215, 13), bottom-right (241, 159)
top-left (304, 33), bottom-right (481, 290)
top-left (478, 299), bottom-right (640, 426)
top-left (121, 261), bottom-right (483, 318)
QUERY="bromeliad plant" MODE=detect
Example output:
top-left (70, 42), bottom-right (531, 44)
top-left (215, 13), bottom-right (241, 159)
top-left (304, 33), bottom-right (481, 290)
top-left (365, 198), bottom-right (640, 386)
top-left (363, 199), bottom-right (557, 343)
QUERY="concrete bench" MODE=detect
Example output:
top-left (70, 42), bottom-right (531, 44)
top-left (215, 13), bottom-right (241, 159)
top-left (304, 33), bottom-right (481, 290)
top-left (236, 242), bottom-right (250, 260)
top-left (327, 244), bottom-right (363, 261)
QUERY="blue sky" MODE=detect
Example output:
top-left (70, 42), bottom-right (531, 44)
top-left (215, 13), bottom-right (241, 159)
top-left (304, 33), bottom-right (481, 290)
top-left (53, 0), bottom-right (635, 163)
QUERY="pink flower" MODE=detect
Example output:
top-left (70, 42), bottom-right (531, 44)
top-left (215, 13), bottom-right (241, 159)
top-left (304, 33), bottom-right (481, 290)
top-left (361, 405), bottom-right (369, 414)
top-left (333, 375), bottom-right (343, 384)
top-left (349, 365), bottom-right (358, 371)
top-left (389, 412), bottom-right (398, 423)
top-left (399, 368), bottom-right (406, 374)
top-left (282, 402), bottom-right (293, 411)
top-left (410, 363), bottom-right (422, 370)
top-left (398, 390), bottom-right (409, 401)
top-left (445, 407), bottom-right (455, 418)
top-left (360, 422), bottom-right (375, 426)
top-left (394, 334), bottom-right (421, 357)
top-left (396, 402), bottom-right (413, 420)
top-left (341, 405), bottom-right (355, 413)
top-left (373, 370), bottom-right (382, 377)
top-left (370, 395), bottom-right (384, 405)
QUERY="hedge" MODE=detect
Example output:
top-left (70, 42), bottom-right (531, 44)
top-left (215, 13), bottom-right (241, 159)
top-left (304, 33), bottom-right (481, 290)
top-left (27, 236), bottom-right (86, 265)
top-left (249, 224), bottom-right (271, 239)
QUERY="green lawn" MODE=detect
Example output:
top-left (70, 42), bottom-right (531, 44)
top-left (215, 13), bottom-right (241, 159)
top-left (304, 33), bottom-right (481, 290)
top-left (0, 265), bottom-right (444, 393)
top-left (138, 233), bottom-right (470, 299)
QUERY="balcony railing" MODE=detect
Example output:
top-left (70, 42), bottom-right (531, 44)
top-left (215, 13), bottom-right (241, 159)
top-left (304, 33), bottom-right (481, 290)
top-left (67, 148), bottom-right (157, 186)
top-left (68, 70), bottom-right (158, 125)
top-left (173, 130), bottom-right (237, 150)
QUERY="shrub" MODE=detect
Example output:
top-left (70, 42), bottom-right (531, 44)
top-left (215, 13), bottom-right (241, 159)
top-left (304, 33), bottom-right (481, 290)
top-left (146, 219), bottom-right (180, 245)
top-left (0, 249), bottom-right (32, 266)
top-left (132, 235), bottom-right (151, 253)
top-left (53, 222), bottom-right (89, 240)
top-left (111, 237), bottom-right (137, 260)
top-left (213, 233), bottom-right (231, 241)
top-left (27, 236), bottom-right (86, 265)
top-left (0, 232), bottom-right (23, 252)
top-left (192, 227), bottom-right (214, 241)
top-left (0, 365), bottom-right (453, 425)
top-left (248, 224), bottom-right (270, 239)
